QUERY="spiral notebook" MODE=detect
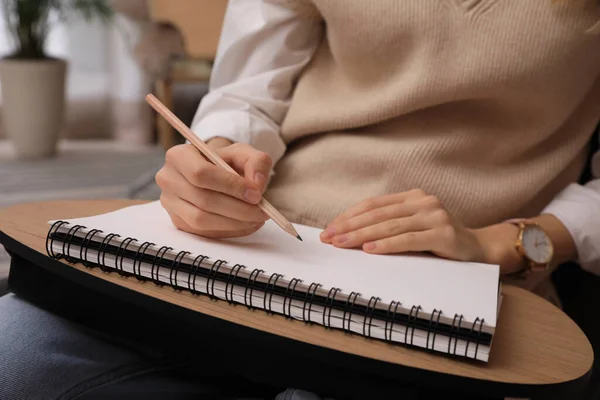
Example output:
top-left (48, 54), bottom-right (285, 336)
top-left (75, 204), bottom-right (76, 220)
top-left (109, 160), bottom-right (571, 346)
top-left (45, 201), bottom-right (502, 362)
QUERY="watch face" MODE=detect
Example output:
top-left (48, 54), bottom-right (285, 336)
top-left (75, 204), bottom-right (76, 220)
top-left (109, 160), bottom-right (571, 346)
top-left (521, 225), bottom-right (553, 264)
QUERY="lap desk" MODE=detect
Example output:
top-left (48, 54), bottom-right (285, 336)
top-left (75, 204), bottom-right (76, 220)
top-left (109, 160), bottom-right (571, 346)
top-left (0, 199), bottom-right (593, 399)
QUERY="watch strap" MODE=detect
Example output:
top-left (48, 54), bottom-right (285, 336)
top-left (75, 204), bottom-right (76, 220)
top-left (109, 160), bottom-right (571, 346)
top-left (505, 219), bottom-right (536, 278)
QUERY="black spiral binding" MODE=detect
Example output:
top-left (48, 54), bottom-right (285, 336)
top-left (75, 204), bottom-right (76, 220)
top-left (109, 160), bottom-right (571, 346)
top-left (322, 287), bottom-right (341, 329)
top-left (115, 237), bottom-right (137, 276)
top-left (206, 259), bottom-right (226, 299)
top-left (455, 314), bottom-right (464, 356)
top-left (302, 282), bottom-right (321, 323)
top-left (62, 225), bottom-right (86, 263)
top-left (474, 318), bottom-right (485, 360)
top-left (426, 309), bottom-right (443, 352)
top-left (225, 264), bottom-right (246, 304)
top-left (97, 233), bottom-right (121, 272)
top-left (80, 229), bottom-right (103, 267)
top-left (244, 269), bottom-right (264, 309)
top-left (363, 296), bottom-right (380, 337)
top-left (46, 221), bottom-right (69, 259)
top-left (342, 292), bottom-right (360, 334)
top-left (282, 278), bottom-right (302, 319)
top-left (384, 301), bottom-right (401, 342)
top-left (189, 254), bottom-right (208, 293)
top-left (464, 317), bottom-right (485, 360)
top-left (170, 251), bottom-right (190, 290)
top-left (132, 242), bottom-right (155, 281)
top-left (447, 314), bottom-right (464, 356)
top-left (150, 246), bottom-right (172, 286)
top-left (405, 305), bottom-right (422, 346)
top-left (45, 223), bottom-right (489, 360)
top-left (264, 273), bottom-right (283, 314)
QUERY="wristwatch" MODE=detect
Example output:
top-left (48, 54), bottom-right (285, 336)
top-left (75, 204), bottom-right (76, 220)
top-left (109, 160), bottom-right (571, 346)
top-left (508, 219), bottom-right (554, 278)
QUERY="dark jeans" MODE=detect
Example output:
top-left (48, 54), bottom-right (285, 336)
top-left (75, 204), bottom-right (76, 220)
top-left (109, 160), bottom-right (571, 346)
top-left (0, 293), bottom-right (326, 400)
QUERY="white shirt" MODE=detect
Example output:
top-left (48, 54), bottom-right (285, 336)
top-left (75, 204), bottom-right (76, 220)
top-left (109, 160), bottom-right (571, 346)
top-left (190, 0), bottom-right (600, 274)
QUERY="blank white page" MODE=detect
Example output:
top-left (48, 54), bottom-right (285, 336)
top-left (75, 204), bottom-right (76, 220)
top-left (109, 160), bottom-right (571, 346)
top-left (53, 201), bottom-right (500, 329)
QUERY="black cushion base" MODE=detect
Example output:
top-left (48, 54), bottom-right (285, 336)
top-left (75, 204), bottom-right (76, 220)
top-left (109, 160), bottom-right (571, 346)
top-left (0, 278), bottom-right (7, 296)
top-left (552, 262), bottom-right (600, 399)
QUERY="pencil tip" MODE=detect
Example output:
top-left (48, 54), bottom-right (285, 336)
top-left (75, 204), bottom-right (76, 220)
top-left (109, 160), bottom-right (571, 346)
top-left (297, 235), bottom-right (303, 241)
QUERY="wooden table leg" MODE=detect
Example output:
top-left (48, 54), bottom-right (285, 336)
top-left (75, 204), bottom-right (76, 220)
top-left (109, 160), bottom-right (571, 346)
top-left (155, 79), bottom-right (178, 150)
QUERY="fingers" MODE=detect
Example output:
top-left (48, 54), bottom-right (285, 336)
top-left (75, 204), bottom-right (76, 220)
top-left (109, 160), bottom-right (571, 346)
top-left (321, 189), bottom-right (468, 257)
top-left (191, 225), bottom-right (266, 239)
top-left (157, 166), bottom-right (268, 223)
top-left (158, 143), bottom-right (273, 240)
top-left (160, 194), bottom-right (264, 233)
top-left (329, 215), bottom-right (428, 249)
top-left (167, 204), bottom-right (265, 239)
top-left (326, 189), bottom-right (427, 228)
top-left (320, 202), bottom-right (422, 243)
top-left (362, 229), bottom-right (440, 254)
top-left (166, 144), bottom-right (263, 205)
top-left (217, 143), bottom-right (273, 193)
top-left (191, 188), bottom-right (268, 223)
top-left (164, 206), bottom-right (196, 233)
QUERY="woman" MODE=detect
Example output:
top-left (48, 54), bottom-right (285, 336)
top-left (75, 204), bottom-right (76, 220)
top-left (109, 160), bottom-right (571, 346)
top-left (1, 0), bottom-right (599, 399)
top-left (158, 0), bottom-right (600, 287)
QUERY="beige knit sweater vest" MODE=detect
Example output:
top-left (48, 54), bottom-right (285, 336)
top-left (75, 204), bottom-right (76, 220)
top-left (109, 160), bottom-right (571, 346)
top-left (264, 0), bottom-right (600, 229)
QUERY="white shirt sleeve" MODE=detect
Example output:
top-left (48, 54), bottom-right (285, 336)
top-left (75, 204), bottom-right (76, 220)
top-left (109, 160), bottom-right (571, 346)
top-left (189, 0), bottom-right (323, 167)
top-left (542, 139), bottom-right (600, 275)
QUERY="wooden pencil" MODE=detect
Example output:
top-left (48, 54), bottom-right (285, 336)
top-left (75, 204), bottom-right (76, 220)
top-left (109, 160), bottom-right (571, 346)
top-left (145, 94), bottom-right (302, 241)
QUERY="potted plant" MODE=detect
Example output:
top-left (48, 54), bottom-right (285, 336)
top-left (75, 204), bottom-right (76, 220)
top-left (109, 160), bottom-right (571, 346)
top-left (0, 0), bottom-right (113, 159)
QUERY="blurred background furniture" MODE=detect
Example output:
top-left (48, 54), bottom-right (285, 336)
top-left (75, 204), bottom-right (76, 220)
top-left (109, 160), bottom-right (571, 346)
top-left (0, 1), bottom-right (229, 292)
top-left (119, 0), bottom-right (228, 197)
top-left (148, 0), bottom-right (227, 150)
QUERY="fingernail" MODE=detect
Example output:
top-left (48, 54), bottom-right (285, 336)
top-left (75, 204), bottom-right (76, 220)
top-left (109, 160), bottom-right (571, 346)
top-left (363, 242), bottom-right (376, 251)
top-left (244, 189), bottom-right (261, 203)
top-left (320, 227), bottom-right (336, 239)
top-left (334, 234), bottom-right (347, 244)
top-left (255, 172), bottom-right (266, 191)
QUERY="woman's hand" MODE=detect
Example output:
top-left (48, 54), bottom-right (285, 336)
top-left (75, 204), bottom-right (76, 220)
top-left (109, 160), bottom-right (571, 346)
top-left (156, 140), bottom-right (272, 238)
top-left (320, 189), bottom-right (524, 273)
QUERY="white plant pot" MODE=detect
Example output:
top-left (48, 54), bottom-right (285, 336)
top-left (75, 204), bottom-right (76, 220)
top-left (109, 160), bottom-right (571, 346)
top-left (0, 58), bottom-right (67, 159)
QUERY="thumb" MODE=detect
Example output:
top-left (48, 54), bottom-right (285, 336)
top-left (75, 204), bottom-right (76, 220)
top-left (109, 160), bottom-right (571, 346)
top-left (217, 144), bottom-right (273, 193)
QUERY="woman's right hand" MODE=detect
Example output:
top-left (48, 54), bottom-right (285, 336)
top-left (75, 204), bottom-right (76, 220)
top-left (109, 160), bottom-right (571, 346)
top-left (155, 140), bottom-right (273, 238)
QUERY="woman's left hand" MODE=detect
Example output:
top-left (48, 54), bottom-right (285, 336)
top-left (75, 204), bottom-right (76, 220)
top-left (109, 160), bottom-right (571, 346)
top-left (320, 189), bottom-right (507, 265)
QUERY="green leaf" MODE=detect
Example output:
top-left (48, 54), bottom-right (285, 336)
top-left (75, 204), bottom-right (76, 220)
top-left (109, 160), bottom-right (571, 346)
top-left (3, 0), bottom-right (114, 59)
